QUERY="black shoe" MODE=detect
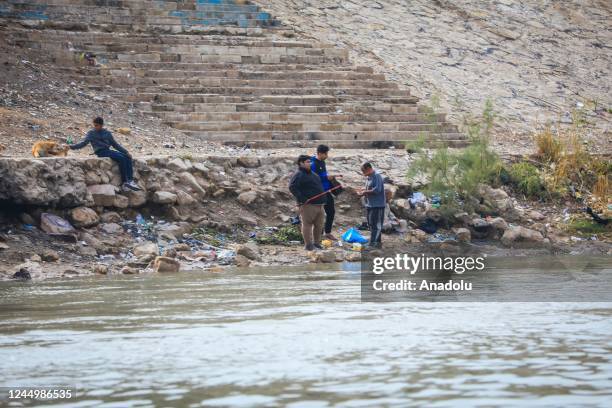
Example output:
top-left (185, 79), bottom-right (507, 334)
top-left (304, 244), bottom-right (315, 251)
top-left (313, 243), bottom-right (323, 250)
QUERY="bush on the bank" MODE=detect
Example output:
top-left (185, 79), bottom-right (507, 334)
top-left (407, 100), bottom-right (503, 214)
top-left (508, 162), bottom-right (545, 199)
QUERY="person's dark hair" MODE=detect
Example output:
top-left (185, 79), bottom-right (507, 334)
top-left (93, 117), bottom-right (104, 125)
top-left (297, 155), bottom-right (311, 165)
top-left (317, 144), bottom-right (330, 154)
top-left (361, 162), bottom-right (373, 171)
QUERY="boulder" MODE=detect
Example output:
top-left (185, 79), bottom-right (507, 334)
top-left (40, 213), bottom-right (76, 235)
top-left (478, 184), bottom-right (514, 214)
top-left (454, 228), bottom-right (471, 243)
top-left (344, 252), bottom-right (362, 262)
top-left (167, 158), bottom-right (191, 172)
top-left (120, 266), bottom-right (139, 274)
top-left (113, 194), bottom-right (129, 209)
top-left (100, 212), bottom-right (122, 224)
top-left (153, 191), bottom-right (177, 205)
top-left (151, 256), bottom-right (180, 273)
top-left (70, 207), bottom-right (100, 228)
top-left (527, 210), bottom-right (546, 221)
top-left (237, 242), bottom-right (260, 260)
top-left (100, 222), bottom-right (122, 235)
top-left (80, 231), bottom-right (108, 253)
top-left (134, 242), bottom-right (158, 257)
top-left (237, 157), bottom-right (261, 168)
top-left (78, 245), bottom-right (98, 256)
top-left (489, 217), bottom-right (509, 231)
top-left (237, 191), bottom-right (258, 206)
top-left (88, 184), bottom-right (116, 207)
top-left (93, 264), bottom-right (108, 275)
top-left (310, 250), bottom-right (336, 263)
top-left (501, 226), bottom-right (545, 247)
top-left (127, 190), bottom-right (147, 207)
top-left (176, 190), bottom-right (197, 206)
top-left (235, 254), bottom-right (251, 267)
top-left (40, 249), bottom-right (60, 262)
top-left (157, 222), bottom-right (192, 239)
top-left (179, 172), bottom-right (206, 197)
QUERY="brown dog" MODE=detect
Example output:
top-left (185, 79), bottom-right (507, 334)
top-left (31, 141), bottom-right (70, 158)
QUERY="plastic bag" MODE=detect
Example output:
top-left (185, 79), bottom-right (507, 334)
top-left (342, 228), bottom-right (369, 244)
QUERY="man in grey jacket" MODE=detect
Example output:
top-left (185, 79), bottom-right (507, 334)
top-left (358, 162), bottom-right (386, 248)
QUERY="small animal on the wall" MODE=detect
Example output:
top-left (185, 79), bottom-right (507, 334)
top-left (31, 141), bottom-right (70, 158)
top-left (0, 143), bottom-right (5, 155)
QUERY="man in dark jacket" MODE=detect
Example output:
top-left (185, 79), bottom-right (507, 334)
top-left (289, 155), bottom-right (326, 251)
top-left (69, 117), bottom-right (141, 191)
top-left (358, 162), bottom-right (386, 248)
top-left (311, 144), bottom-right (339, 241)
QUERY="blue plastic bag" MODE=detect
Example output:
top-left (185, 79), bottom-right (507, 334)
top-left (342, 228), bottom-right (369, 244)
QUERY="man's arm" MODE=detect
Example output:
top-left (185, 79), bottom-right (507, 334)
top-left (361, 174), bottom-right (384, 195)
top-left (109, 133), bottom-right (129, 156)
top-left (289, 172), bottom-right (306, 204)
top-left (69, 133), bottom-right (91, 150)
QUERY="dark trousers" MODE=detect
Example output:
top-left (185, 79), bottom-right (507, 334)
top-left (366, 207), bottom-right (385, 246)
top-left (96, 148), bottom-right (133, 183)
top-left (324, 193), bottom-right (335, 234)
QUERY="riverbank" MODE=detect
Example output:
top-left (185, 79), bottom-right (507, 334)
top-left (0, 153), bottom-right (609, 281)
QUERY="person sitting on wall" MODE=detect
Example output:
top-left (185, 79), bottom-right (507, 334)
top-left (69, 116), bottom-right (142, 192)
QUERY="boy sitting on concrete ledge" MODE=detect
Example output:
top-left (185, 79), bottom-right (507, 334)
top-left (69, 116), bottom-right (142, 192)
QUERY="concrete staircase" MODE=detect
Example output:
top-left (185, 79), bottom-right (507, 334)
top-left (0, 0), bottom-right (466, 148)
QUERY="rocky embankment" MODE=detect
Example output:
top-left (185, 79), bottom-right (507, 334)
top-left (1, 154), bottom-right (610, 280)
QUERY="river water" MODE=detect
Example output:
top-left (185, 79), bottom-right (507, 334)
top-left (1, 262), bottom-right (611, 407)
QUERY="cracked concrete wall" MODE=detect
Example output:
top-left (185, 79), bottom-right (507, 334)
top-left (254, 0), bottom-right (611, 145)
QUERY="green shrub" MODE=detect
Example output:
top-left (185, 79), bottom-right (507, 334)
top-left (508, 162), bottom-right (545, 199)
top-left (407, 100), bottom-right (503, 213)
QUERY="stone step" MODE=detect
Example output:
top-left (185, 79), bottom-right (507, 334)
top-left (80, 76), bottom-right (397, 90)
top-left (103, 62), bottom-right (373, 73)
top-left (115, 87), bottom-right (412, 102)
top-left (124, 93), bottom-right (419, 105)
top-left (222, 139), bottom-right (468, 149)
top-left (170, 121), bottom-right (456, 133)
top-left (141, 102), bottom-right (421, 114)
top-left (155, 111), bottom-right (446, 123)
top-left (138, 69), bottom-right (384, 81)
top-left (111, 53), bottom-right (347, 64)
top-left (4, 29), bottom-right (301, 45)
top-left (69, 43), bottom-right (345, 57)
top-left (181, 130), bottom-right (466, 142)
top-left (1, 2), bottom-right (282, 27)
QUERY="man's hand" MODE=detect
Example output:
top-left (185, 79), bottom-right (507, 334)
top-left (356, 189), bottom-right (365, 197)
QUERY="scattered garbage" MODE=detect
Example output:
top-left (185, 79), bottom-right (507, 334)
top-left (418, 218), bottom-right (438, 234)
top-left (342, 228), bottom-right (368, 244)
top-left (427, 233), bottom-right (456, 243)
top-left (409, 191), bottom-right (427, 208)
